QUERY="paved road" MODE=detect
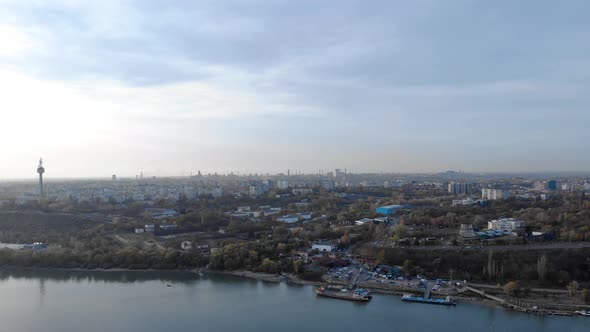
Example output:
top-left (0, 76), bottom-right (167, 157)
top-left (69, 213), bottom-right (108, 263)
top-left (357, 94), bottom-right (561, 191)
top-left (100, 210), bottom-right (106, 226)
top-left (468, 282), bottom-right (568, 294)
top-left (390, 242), bottom-right (590, 251)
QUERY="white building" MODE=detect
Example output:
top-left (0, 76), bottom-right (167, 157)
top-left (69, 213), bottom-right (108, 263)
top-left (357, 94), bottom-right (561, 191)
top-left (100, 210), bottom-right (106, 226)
top-left (355, 218), bottom-right (374, 225)
top-left (277, 180), bottom-right (290, 190)
top-left (482, 189), bottom-right (509, 200)
top-left (452, 198), bottom-right (477, 206)
top-left (312, 243), bottom-right (334, 252)
top-left (277, 215), bottom-right (299, 223)
top-left (249, 185), bottom-right (268, 197)
top-left (487, 218), bottom-right (525, 231)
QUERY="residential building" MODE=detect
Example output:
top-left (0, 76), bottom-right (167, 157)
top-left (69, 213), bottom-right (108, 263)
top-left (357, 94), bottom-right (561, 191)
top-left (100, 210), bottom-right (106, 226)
top-left (448, 182), bottom-right (472, 195)
top-left (277, 215), bottom-right (299, 223)
top-left (482, 188), bottom-right (509, 200)
top-left (249, 184), bottom-right (268, 197)
top-left (487, 218), bottom-right (525, 231)
top-left (312, 243), bottom-right (334, 252)
top-left (547, 180), bottom-right (560, 191)
top-left (277, 180), bottom-right (290, 190)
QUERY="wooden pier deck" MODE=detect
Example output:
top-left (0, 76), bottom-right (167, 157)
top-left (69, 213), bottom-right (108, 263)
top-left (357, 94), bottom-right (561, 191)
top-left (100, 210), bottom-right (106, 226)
top-left (465, 285), bottom-right (577, 316)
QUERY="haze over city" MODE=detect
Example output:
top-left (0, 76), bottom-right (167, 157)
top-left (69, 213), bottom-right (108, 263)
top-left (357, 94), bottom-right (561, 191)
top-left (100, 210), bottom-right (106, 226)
top-left (1, 0), bottom-right (589, 178)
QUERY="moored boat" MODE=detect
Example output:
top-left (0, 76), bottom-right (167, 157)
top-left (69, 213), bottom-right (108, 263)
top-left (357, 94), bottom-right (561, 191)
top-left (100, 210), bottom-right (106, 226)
top-left (316, 285), bottom-right (372, 302)
top-left (401, 293), bottom-right (456, 306)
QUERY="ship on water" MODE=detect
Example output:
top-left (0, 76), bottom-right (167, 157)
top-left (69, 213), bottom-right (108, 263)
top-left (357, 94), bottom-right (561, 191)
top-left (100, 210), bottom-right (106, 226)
top-left (316, 285), bottom-right (372, 302)
top-left (401, 293), bottom-right (456, 306)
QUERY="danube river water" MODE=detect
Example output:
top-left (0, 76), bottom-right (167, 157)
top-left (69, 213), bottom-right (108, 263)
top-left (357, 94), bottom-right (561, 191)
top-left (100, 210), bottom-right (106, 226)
top-left (0, 269), bottom-right (586, 332)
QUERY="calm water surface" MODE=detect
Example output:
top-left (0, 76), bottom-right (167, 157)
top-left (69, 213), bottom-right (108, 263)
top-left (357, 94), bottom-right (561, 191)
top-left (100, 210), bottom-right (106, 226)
top-left (0, 269), bottom-right (586, 332)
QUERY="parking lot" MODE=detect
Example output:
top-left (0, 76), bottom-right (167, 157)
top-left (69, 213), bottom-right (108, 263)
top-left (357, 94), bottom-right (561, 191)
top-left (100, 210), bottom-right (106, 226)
top-left (324, 260), bottom-right (465, 296)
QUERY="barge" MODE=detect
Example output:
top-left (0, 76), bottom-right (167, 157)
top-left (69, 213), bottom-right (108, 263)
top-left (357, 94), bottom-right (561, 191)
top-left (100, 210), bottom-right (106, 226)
top-left (401, 294), bottom-right (456, 306)
top-left (316, 286), bottom-right (372, 302)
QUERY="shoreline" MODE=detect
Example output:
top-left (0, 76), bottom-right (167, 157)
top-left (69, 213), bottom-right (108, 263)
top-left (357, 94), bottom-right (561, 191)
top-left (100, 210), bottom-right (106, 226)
top-left (3, 266), bottom-right (588, 316)
top-left (211, 270), bottom-right (590, 316)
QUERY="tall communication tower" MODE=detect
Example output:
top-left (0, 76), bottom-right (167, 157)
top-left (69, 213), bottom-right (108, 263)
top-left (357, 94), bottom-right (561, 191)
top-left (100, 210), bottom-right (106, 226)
top-left (37, 158), bottom-right (45, 197)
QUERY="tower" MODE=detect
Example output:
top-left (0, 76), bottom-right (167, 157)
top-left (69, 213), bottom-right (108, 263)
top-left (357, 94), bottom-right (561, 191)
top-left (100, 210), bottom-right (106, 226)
top-left (37, 158), bottom-right (45, 197)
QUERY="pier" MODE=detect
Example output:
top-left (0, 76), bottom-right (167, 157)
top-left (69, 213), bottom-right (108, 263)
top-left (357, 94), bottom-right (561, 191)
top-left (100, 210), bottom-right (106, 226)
top-left (465, 285), bottom-right (581, 316)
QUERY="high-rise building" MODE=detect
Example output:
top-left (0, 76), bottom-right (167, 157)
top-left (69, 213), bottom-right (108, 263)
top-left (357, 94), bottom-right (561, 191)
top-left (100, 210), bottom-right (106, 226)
top-left (37, 158), bottom-right (45, 197)
top-left (547, 180), bottom-right (561, 191)
top-left (482, 188), bottom-right (509, 200)
top-left (448, 182), bottom-right (472, 195)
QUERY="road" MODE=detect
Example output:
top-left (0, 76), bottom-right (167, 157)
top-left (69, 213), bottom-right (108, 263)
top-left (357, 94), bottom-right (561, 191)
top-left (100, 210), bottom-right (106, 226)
top-left (467, 282), bottom-right (568, 294)
top-left (390, 242), bottom-right (590, 251)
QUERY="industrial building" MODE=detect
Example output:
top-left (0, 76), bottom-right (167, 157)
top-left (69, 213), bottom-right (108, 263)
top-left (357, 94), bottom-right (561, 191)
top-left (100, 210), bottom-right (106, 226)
top-left (375, 204), bottom-right (404, 216)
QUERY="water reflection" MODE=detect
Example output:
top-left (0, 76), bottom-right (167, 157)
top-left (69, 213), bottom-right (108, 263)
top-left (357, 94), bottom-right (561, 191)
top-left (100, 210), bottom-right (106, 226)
top-left (39, 277), bottom-right (46, 309)
top-left (0, 268), bottom-right (200, 285)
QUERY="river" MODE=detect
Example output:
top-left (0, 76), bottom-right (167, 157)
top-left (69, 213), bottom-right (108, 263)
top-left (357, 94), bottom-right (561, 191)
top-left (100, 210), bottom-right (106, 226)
top-left (0, 269), bottom-right (586, 332)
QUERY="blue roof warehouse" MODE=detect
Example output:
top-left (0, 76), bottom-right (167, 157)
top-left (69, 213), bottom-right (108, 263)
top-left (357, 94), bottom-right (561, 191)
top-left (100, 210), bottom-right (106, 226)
top-left (375, 205), bottom-right (404, 216)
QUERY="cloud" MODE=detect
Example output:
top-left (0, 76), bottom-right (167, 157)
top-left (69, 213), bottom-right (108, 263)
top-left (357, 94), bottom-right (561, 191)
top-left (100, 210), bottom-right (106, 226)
top-left (0, 0), bottom-right (589, 176)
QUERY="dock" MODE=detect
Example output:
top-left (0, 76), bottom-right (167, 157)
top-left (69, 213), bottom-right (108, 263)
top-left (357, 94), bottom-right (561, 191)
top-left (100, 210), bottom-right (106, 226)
top-left (465, 285), bottom-right (580, 316)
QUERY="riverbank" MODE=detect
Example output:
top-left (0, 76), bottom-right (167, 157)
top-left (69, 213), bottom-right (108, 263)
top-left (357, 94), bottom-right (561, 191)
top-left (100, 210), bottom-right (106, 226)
top-left (210, 269), bottom-right (590, 317)
top-left (3, 266), bottom-right (588, 317)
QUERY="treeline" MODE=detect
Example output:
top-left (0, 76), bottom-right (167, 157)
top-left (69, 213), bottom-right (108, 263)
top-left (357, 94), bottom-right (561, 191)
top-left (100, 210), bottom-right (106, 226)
top-left (370, 247), bottom-right (590, 287)
top-left (0, 246), bottom-right (208, 270)
top-left (208, 242), bottom-right (304, 274)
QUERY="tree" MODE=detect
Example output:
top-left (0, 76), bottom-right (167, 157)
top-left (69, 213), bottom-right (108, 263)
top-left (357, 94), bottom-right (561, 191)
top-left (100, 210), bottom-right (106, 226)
top-left (395, 221), bottom-right (407, 239)
top-left (403, 259), bottom-right (413, 275)
top-left (582, 288), bottom-right (588, 303)
top-left (260, 258), bottom-right (278, 274)
top-left (339, 233), bottom-right (350, 248)
top-left (503, 281), bottom-right (520, 297)
top-left (273, 226), bottom-right (289, 240)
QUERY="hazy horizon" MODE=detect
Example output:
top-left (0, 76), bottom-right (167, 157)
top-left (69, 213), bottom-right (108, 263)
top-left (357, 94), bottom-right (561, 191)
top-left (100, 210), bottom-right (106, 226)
top-left (1, 0), bottom-right (589, 178)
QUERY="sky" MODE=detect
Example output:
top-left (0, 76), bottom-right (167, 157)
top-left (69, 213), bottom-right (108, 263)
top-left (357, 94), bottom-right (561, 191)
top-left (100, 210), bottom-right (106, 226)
top-left (0, 0), bottom-right (589, 178)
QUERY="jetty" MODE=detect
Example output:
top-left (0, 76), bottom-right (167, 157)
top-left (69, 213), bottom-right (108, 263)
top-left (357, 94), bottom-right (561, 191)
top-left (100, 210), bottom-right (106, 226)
top-left (465, 285), bottom-right (579, 316)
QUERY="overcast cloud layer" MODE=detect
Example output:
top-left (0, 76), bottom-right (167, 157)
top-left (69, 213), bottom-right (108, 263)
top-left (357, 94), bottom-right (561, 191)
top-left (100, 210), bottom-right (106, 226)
top-left (0, 0), bottom-right (589, 178)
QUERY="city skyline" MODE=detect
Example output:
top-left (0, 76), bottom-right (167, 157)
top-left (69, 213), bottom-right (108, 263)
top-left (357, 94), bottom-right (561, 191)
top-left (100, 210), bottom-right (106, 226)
top-left (0, 158), bottom-right (588, 182)
top-left (1, 0), bottom-right (590, 178)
